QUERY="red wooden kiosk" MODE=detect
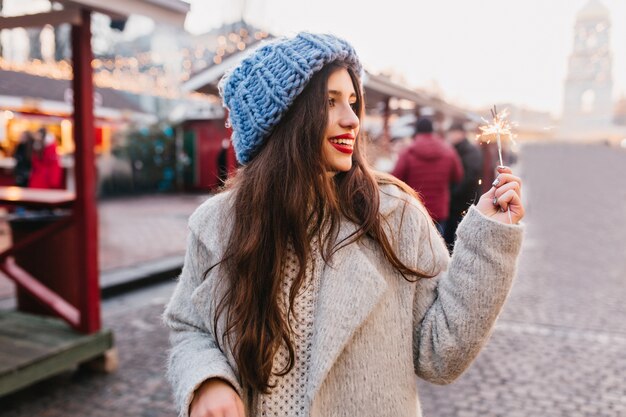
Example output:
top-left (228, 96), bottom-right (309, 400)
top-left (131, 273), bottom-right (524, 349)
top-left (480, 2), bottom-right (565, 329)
top-left (0, 0), bottom-right (189, 396)
top-left (181, 118), bottom-right (237, 191)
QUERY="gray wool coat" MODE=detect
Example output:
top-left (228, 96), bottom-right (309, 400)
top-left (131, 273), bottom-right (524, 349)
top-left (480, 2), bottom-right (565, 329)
top-left (163, 184), bottom-right (524, 417)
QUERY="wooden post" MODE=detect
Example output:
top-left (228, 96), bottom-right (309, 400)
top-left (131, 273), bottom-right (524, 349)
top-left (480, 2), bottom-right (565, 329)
top-left (71, 9), bottom-right (100, 334)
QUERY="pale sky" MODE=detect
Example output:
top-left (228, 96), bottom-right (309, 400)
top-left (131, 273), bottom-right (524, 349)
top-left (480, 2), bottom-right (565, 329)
top-left (185, 0), bottom-right (626, 117)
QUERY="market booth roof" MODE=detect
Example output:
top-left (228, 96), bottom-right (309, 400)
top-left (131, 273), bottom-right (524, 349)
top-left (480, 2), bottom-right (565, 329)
top-left (0, 0), bottom-right (190, 29)
top-left (182, 45), bottom-right (474, 121)
top-left (0, 69), bottom-right (143, 113)
top-left (361, 72), bottom-right (472, 120)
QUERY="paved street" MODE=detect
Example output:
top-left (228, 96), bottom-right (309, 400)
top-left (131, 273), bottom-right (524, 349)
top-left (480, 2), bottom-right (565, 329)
top-left (0, 193), bottom-right (207, 303)
top-left (416, 142), bottom-right (626, 417)
top-left (98, 193), bottom-right (208, 272)
top-left (1, 142), bottom-right (625, 416)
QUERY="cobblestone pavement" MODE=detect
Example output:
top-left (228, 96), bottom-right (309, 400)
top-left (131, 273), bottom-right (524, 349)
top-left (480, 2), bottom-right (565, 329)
top-left (1, 142), bottom-right (625, 416)
top-left (416, 142), bottom-right (626, 416)
top-left (98, 193), bottom-right (209, 271)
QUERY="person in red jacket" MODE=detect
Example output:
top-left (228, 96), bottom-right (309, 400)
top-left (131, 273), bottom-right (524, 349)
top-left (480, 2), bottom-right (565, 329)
top-left (392, 117), bottom-right (463, 234)
top-left (28, 127), bottom-right (63, 189)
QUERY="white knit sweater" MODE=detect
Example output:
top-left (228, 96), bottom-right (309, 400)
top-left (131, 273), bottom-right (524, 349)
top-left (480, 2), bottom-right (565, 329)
top-left (258, 245), bottom-right (322, 416)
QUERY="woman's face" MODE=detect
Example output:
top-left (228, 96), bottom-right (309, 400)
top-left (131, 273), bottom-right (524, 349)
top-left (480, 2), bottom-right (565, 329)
top-left (322, 67), bottom-right (360, 173)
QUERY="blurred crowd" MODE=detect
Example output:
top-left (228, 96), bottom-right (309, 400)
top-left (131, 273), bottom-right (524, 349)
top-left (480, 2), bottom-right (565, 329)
top-left (13, 127), bottom-right (63, 190)
top-left (389, 117), bottom-right (515, 252)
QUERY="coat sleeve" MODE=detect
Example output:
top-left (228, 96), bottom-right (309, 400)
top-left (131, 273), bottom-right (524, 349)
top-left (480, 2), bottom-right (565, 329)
top-left (163, 231), bottom-right (242, 417)
top-left (395, 196), bottom-right (523, 384)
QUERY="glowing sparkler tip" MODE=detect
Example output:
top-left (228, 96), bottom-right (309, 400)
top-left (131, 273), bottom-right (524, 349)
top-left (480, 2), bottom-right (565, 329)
top-left (478, 105), bottom-right (515, 167)
top-left (477, 106), bottom-right (514, 143)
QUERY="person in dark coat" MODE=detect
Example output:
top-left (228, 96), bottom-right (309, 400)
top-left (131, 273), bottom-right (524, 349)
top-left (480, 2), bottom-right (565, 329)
top-left (13, 131), bottom-right (34, 187)
top-left (444, 122), bottom-right (483, 251)
top-left (392, 117), bottom-right (463, 234)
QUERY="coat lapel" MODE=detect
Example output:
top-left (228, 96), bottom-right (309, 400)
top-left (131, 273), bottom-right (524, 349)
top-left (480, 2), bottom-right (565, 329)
top-left (306, 220), bottom-right (388, 405)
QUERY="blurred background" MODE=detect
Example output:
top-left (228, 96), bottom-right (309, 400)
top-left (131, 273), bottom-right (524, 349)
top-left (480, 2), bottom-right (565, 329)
top-left (0, 1), bottom-right (624, 416)
top-left (0, 0), bottom-right (624, 195)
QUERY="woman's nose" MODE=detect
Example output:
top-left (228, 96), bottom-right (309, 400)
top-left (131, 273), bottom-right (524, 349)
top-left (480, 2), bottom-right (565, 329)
top-left (339, 106), bottom-right (359, 130)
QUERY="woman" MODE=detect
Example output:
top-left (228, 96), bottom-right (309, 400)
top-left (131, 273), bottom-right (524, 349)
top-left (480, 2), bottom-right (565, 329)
top-left (164, 33), bottom-right (524, 417)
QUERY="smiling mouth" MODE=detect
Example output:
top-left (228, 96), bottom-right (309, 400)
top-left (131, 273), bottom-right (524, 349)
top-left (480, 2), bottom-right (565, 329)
top-left (328, 137), bottom-right (354, 154)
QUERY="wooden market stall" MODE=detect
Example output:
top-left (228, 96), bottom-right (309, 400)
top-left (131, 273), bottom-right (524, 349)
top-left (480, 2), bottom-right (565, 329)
top-left (0, 0), bottom-right (188, 396)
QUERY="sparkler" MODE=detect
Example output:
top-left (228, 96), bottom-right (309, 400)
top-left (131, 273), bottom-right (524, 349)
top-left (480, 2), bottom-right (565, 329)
top-left (478, 105), bottom-right (516, 223)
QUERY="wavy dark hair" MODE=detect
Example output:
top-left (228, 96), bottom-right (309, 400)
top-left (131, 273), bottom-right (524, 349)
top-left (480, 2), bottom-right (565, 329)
top-left (210, 61), bottom-right (434, 394)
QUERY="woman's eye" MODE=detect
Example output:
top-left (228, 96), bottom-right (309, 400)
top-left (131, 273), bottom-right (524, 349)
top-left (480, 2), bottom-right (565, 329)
top-left (350, 102), bottom-right (358, 111)
top-left (328, 98), bottom-right (335, 107)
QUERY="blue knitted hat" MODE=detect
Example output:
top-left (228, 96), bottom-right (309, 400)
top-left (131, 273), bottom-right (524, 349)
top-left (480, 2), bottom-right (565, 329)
top-left (219, 32), bottom-right (363, 164)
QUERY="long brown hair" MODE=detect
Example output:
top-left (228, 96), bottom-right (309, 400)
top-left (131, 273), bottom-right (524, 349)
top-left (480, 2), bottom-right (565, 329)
top-left (211, 62), bottom-right (434, 394)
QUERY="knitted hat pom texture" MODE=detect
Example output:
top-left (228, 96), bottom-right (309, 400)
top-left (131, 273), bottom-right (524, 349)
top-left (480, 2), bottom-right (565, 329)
top-left (219, 32), bottom-right (363, 164)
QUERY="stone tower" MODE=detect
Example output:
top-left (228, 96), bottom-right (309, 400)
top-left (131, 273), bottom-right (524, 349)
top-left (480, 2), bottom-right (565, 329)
top-left (561, 0), bottom-right (613, 132)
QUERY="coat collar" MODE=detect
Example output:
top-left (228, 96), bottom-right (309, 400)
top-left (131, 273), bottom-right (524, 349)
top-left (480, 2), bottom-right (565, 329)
top-left (305, 185), bottom-right (406, 403)
top-left (306, 218), bottom-right (388, 406)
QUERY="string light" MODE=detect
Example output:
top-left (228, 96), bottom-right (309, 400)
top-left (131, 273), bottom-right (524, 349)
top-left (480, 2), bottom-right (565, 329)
top-left (0, 26), bottom-right (271, 100)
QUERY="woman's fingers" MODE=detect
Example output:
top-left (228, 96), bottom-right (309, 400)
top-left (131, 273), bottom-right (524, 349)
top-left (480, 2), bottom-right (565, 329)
top-left (492, 173), bottom-right (521, 192)
top-left (190, 379), bottom-right (246, 417)
top-left (235, 395), bottom-right (246, 417)
top-left (495, 188), bottom-right (524, 220)
top-left (496, 165), bottom-right (512, 174)
top-left (475, 167), bottom-right (525, 223)
top-left (493, 181), bottom-right (521, 204)
top-left (225, 406), bottom-right (244, 417)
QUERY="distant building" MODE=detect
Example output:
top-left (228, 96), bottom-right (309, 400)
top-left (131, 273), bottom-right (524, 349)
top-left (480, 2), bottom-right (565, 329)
top-left (613, 94), bottom-right (626, 126)
top-left (561, 0), bottom-right (615, 139)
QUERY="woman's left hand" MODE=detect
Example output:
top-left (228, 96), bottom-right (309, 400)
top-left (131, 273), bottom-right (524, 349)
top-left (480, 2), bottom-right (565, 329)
top-left (475, 166), bottom-right (525, 224)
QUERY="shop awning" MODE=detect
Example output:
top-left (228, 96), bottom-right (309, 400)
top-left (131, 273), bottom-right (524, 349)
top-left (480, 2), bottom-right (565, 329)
top-left (182, 47), bottom-right (474, 121)
top-left (362, 72), bottom-right (473, 120)
top-left (0, 0), bottom-right (189, 29)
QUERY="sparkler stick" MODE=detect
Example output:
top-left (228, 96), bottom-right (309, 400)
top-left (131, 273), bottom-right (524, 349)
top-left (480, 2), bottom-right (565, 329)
top-left (491, 107), bottom-right (505, 168)
top-left (479, 105), bottom-right (515, 224)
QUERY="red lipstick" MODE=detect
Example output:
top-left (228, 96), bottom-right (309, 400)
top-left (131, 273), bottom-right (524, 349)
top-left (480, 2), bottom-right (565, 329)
top-left (328, 133), bottom-right (355, 154)
top-left (331, 133), bottom-right (355, 140)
